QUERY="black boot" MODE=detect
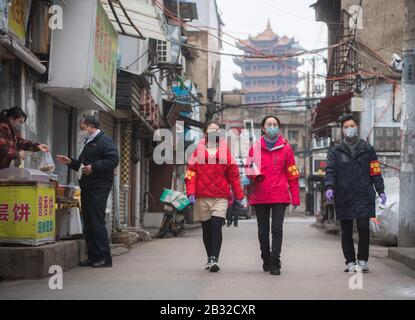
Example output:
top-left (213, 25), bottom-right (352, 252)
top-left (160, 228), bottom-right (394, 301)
top-left (270, 254), bottom-right (281, 275)
top-left (261, 252), bottom-right (270, 272)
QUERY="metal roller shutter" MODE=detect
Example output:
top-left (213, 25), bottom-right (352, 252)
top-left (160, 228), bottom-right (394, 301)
top-left (99, 112), bottom-right (114, 138)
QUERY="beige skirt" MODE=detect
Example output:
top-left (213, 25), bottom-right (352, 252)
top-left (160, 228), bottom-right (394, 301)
top-left (195, 197), bottom-right (228, 222)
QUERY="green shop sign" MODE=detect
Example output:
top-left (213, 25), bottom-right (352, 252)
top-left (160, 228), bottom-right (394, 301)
top-left (91, 1), bottom-right (117, 110)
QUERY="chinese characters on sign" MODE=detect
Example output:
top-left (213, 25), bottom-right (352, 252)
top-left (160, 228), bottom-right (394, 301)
top-left (0, 186), bottom-right (56, 244)
top-left (91, 1), bottom-right (117, 110)
top-left (0, 203), bottom-right (31, 222)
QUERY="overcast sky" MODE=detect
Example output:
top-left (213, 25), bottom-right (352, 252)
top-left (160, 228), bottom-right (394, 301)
top-left (216, 0), bottom-right (328, 93)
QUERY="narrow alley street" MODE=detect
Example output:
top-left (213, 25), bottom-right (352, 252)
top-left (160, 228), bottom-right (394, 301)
top-left (1, 217), bottom-right (415, 300)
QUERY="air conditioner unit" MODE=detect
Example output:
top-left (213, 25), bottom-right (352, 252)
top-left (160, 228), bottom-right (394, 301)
top-left (156, 40), bottom-right (172, 64)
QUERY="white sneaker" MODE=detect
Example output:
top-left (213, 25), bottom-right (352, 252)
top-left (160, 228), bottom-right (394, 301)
top-left (204, 257), bottom-right (213, 270)
top-left (357, 260), bottom-right (370, 273)
top-left (344, 262), bottom-right (356, 273)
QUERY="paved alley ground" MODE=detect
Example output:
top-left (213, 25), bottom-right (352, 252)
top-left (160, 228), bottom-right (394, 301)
top-left (1, 217), bottom-right (415, 300)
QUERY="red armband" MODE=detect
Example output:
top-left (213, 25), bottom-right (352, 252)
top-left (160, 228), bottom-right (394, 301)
top-left (370, 160), bottom-right (382, 176)
top-left (287, 165), bottom-right (300, 180)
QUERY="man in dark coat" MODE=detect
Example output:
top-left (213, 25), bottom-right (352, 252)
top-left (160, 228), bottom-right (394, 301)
top-left (325, 114), bottom-right (386, 273)
top-left (57, 116), bottom-right (119, 268)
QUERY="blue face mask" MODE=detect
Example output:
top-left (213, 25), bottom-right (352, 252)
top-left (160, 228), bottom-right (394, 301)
top-left (265, 126), bottom-right (279, 138)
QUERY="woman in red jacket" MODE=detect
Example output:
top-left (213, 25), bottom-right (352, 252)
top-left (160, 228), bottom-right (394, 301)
top-left (245, 116), bottom-right (300, 276)
top-left (0, 107), bottom-right (49, 169)
top-left (185, 121), bottom-right (244, 272)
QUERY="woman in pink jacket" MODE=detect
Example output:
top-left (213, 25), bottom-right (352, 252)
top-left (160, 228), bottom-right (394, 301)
top-left (245, 116), bottom-right (300, 275)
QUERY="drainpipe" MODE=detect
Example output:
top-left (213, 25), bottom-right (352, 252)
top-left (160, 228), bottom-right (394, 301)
top-left (124, 184), bottom-right (130, 228)
top-left (0, 36), bottom-right (46, 74)
top-left (135, 160), bottom-right (141, 228)
top-left (113, 122), bottom-right (121, 230)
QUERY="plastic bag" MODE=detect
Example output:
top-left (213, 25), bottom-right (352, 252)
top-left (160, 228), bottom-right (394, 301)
top-left (69, 207), bottom-right (82, 235)
top-left (77, 163), bottom-right (85, 181)
top-left (160, 188), bottom-right (191, 211)
top-left (39, 152), bottom-right (55, 173)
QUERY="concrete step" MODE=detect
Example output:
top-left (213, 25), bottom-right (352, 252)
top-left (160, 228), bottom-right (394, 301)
top-left (0, 239), bottom-right (86, 280)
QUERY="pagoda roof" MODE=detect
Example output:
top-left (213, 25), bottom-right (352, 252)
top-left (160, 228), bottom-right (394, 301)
top-left (253, 19), bottom-right (278, 41)
top-left (233, 70), bottom-right (296, 79)
top-left (233, 57), bottom-right (301, 67)
top-left (236, 20), bottom-right (298, 49)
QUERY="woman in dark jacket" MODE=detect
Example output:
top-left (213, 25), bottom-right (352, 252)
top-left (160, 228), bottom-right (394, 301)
top-left (0, 107), bottom-right (49, 169)
top-left (325, 114), bottom-right (386, 273)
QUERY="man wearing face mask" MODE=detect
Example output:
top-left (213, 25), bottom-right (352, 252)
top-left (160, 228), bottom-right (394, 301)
top-left (56, 116), bottom-right (119, 268)
top-left (325, 114), bottom-right (386, 273)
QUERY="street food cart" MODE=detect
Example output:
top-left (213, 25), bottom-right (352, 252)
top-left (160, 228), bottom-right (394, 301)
top-left (0, 167), bottom-right (56, 246)
top-left (0, 167), bottom-right (83, 245)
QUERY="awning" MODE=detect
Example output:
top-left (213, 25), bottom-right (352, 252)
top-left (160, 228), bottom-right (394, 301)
top-left (178, 115), bottom-right (204, 129)
top-left (0, 35), bottom-right (46, 74)
top-left (100, 0), bottom-right (167, 41)
top-left (165, 100), bottom-right (194, 127)
top-left (312, 92), bottom-right (354, 133)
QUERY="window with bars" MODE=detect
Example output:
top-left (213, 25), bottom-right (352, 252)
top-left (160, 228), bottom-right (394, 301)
top-left (374, 127), bottom-right (401, 152)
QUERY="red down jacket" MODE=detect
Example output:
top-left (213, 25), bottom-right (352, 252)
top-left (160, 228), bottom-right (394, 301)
top-left (185, 139), bottom-right (244, 200)
top-left (245, 136), bottom-right (300, 206)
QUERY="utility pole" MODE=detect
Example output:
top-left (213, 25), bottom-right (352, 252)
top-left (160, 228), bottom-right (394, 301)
top-left (304, 72), bottom-right (310, 215)
top-left (399, 0), bottom-right (415, 247)
top-left (311, 56), bottom-right (316, 99)
top-left (308, 57), bottom-right (317, 215)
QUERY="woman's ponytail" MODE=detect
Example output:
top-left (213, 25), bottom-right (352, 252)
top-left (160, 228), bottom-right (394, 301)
top-left (0, 109), bottom-right (9, 122)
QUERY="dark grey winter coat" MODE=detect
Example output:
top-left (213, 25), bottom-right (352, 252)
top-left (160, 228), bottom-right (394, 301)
top-left (324, 139), bottom-right (385, 220)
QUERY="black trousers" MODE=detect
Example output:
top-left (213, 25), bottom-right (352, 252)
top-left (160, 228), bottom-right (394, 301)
top-left (81, 185), bottom-right (112, 262)
top-left (254, 204), bottom-right (287, 259)
top-left (340, 217), bottom-right (370, 264)
top-left (201, 216), bottom-right (225, 259)
top-left (226, 204), bottom-right (239, 226)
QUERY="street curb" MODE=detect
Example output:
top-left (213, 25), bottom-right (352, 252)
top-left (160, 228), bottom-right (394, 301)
top-left (145, 223), bottom-right (202, 239)
top-left (388, 247), bottom-right (415, 271)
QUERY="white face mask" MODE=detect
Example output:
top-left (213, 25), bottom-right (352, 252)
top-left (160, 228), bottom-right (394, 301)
top-left (343, 127), bottom-right (358, 139)
top-left (80, 130), bottom-right (90, 141)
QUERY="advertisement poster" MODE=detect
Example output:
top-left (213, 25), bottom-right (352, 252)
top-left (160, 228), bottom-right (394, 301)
top-left (91, 1), bottom-right (117, 111)
top-left (7, 0), bottom-right (32, 44)
top-left (0, 185), bottom-right (55, 245)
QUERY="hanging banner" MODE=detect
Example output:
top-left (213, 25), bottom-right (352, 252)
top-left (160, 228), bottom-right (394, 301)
top-left (91, 1), bottom-right (117, 111)
top-left (7, 0), bottom-right (32, 44)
